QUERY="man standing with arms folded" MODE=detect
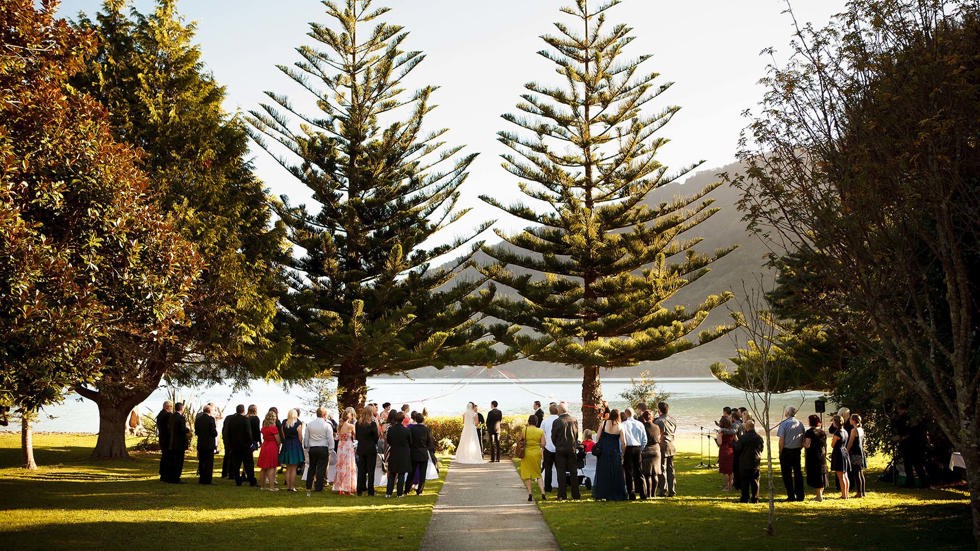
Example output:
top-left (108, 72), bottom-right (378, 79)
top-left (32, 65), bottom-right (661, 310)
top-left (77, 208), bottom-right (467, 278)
top-left (486, 401), bottom-right (502, 462)
top-left (654, 401), bottom-right (677, 497)
top-left (303, 406), bottom-right (334, 495)
top-left (540, 403), bottom-right (559, 493)
top-left (621, 408), bottom-right (648, 500)
top-left (777, 406), bottom-right (806, 501)
top-left (551, 403), bottom-right (581, 500)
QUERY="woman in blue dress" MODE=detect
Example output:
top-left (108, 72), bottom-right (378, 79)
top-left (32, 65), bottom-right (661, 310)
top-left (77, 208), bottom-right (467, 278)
top-left (592, 409), bottom-right (628, 501)
top-left (278, 408), bottom-right (305, 492)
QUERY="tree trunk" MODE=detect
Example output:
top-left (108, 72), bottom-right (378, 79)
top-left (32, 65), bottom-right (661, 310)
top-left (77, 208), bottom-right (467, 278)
top-left (581, 365), bottom-right (603, 431)
top-left (337, 365), bottom-right (367, 416)
top-left (764, 404), bottom-right (774, 536)
top-left (962, 446), bottom-right (980, 549)
top-left (93, 401), bottom-right (132, 460)
top-left (21, 411), bottom-right (37, 470)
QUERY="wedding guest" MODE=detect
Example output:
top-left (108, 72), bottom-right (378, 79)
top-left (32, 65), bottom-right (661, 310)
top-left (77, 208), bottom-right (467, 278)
top-left (400, 404), bottom-right (411, 427)
top-left (551, 403), bottom-right (581, 500)
top-left (718, 415), bottom-right (735, 491)
top-left (334, 407), bottom-right (358, 495)
top-left (167, 402), bottom-right (190, 483)
top-left (620, 408), bottom-right (647, 500)
top-left (847, 413), bottom-right (867, 497)
top-left (195, 404), bottom-right (218, 484)
top-left (156, 400), bottom-right (174, 482)
top-left (540, 403), bottom-right (559, 492)
top-left (733, 420), bottom-right (764, 503)
top-left (804, 414), bottom-right (828, 501)
top-left (582, 429), bottom-right (596, 453)
top-left (533, 401), bottom-right (544, 428)
top-left (837, 407), bottom-right (853, 490)
top-left (220, 410), bottom-right (233, 479)
top-left (227, 404), bottom-right (257, 486)
top-left (386, 411), bottom-right (413, 498)
top-left (303, 406), bottom-right (333, 495)
top-left (278, 409), bottom-right (304, 492)
top-left (247, 404), bottom-right (261, 453)
top-left (520, 415), bottom-right (547, 501)
top-left (475, 404), bottom-right (486, 455)
top-left (257, 410), bottom-right (281, 491)
top-left (593, 408), bottom-right (628, 501)
top-left (486, 401), bottom-right (503, 462)
top-left (893, 404), bottom-right (928, 487)
top-left (829, 414), bottom-right (851, 499)
top-left (379, 403), bottom-right (392, 435)
top-left (654, 401), bottom-right (677, 497)
top-left (355, 405), bottom-right (380, 496)
top-left (777, 406), bottom-right (805, 501)
top-left (407, 412), bottom-right (433, 495)
top-left (639, 410), bottom-right (662, 499)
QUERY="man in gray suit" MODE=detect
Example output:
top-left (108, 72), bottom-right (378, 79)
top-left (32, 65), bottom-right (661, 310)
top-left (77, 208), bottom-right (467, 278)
top-left (551, 403), bottom-right (581, 500)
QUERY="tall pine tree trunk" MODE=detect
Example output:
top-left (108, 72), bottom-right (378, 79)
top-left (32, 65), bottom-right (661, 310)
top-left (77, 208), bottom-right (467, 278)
top-left (581, 365), bottom-right (603, 431)
top-left (21, 410), bottom-right (37, 470)
top-left (337, 364), bottom-right (367, 415)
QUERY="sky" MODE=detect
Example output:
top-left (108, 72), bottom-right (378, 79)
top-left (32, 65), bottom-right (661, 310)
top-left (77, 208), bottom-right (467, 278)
top-left (59, 0), bottom-right (847, 239)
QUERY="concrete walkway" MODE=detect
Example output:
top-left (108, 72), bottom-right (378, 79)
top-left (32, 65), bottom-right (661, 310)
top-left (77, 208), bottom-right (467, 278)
top-left (420, 460), bottom-right (560, 551)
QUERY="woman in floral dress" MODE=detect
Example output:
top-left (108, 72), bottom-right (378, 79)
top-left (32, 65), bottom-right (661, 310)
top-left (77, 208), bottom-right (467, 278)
top-left (333, 407), bottom-right (357, 495)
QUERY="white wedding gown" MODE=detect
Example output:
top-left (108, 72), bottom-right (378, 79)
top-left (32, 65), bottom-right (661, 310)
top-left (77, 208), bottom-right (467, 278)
top-left (455, 409), bottom-right (484, 464)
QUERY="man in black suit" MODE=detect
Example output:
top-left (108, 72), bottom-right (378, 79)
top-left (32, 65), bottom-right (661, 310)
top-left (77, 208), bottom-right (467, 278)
top-left (195, 404), bottom-right (218, 484)
top-left (167, 402), bottom-right (190, 483)
top-left (533, 400), bottom-right (544, 428)
top-left (156, 400), bottom-right (173, 482)
top-left (221, 411), bottom-right (233, 478)
top-left (407, 411), bottom-right (433, 495)
top-left (551, 403), bottom-right (581, 500)
top-left (225, 404), bottom-right (256, 486)
top-left (486, 401), bottom-right (503, 462)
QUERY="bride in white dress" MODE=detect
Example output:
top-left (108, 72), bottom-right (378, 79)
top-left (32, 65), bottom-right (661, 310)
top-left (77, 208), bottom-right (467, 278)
top-left (455, 402), bottom-right (484, 464)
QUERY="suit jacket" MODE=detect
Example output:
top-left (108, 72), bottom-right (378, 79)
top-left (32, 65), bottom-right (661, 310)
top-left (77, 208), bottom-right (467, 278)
top-left (408, 424), bottom-right (432, 462)
top-left (385, 423), bottom-right (413, 473)
top-left (225, 413), bottom-right (253, 451)
top-left (355, 421), bottom-right (380, 456)
top-left (486, 408), bottom-right (502, 434)
top-left (195, 413), bottom-right (217, 451)
top-left (156, 410), bottom-right (172, 450)
top-left (534, 408), bottom-right (544, 428)
top-left (169, 413), bottom-right (189, 451)
top-left (551, 413), bottom-right (580, 452)
top-left (249, 415), bottom-right (261, 448)
top-left (734, 430), bottom-right (764, 471)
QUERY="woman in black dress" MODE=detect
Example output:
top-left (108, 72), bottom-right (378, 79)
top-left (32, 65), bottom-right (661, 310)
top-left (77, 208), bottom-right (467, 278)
top-left (592, 409), bottom-right (628, 501)
top-left (829, 414), bottom-right (851, 499)
top-left (803, 414), bottom-right (828, 501)
top-left (847, 413), bottom-right (867, 498)
top-left (385, 411), bottom-right (413, 497)
top-left (639, 410), bottom-right (662, 499)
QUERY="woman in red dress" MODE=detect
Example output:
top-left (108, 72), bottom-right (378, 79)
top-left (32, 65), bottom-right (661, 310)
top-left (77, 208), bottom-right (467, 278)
top-left (257, 410), bottom-right (281, 491)
top-left (718, 416), bottom-right (736, 491)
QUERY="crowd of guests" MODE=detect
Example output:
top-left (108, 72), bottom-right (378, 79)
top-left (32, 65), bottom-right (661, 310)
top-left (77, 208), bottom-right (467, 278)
top-left (518, 400), bottom-right (678, 501)
top-left (155, 400), bottom-right (437, 498)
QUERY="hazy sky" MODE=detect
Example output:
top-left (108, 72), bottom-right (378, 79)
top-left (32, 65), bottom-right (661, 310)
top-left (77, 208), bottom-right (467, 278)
top-left (61, 0), bottom-right (846, 237)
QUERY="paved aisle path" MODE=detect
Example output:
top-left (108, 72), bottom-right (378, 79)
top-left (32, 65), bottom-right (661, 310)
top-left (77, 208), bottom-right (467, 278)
top-left (419, 460), bottom-right (560, 551)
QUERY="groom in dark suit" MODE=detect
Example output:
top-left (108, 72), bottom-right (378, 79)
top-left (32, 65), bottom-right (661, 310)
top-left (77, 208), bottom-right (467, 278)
top-left (225, 404), bottom-right (256, 486)
top-left (486, 401), bottom-right (502, 462)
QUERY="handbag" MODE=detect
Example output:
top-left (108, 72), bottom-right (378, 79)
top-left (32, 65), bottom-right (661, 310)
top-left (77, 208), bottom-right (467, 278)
top-left (513, 428), bottom-right (527, 459)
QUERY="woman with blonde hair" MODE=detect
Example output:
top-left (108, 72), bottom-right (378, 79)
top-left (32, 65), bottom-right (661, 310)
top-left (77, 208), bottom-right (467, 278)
top-left (278, 408), bottom-right (304, 492)
top-left (334, 407), bottom-right (358, 495)
top-left (257, 410), bottom-right (282, 491)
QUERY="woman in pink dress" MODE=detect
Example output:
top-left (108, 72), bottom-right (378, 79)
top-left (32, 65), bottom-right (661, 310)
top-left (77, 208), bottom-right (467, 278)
top-left (333, 407), bottom-right (357, 495)
top-left (257, 410), bottom-right (281, 491)
top-left (718, 416), bottom-right (735, 491)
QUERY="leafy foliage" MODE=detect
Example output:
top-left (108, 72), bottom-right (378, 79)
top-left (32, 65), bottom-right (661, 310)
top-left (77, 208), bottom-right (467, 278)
top-left (481, 0), bottom-right (734, 428)
top-left (248, 0), bottom-right (497, 409)
top-left (618, 370), bottom-right (670, 408)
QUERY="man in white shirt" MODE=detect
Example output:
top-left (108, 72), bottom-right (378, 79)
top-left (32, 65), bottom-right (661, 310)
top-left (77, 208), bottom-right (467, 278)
top-left (777, 405), bottom-right (806, 501)
top-left (621, 408), bottom-right (648, 500)
top-left (303, 407), bottom-right (335, 494)
top-left (540, 402), bottom-right (559, 493)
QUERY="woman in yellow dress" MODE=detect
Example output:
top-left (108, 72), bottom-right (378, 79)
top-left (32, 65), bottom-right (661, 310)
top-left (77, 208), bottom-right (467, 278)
top-left (519, 414), bottom-right (548, 501)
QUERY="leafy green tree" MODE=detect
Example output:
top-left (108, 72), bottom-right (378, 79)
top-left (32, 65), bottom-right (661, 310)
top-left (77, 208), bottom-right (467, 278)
top-left (732, 0), bottom-right (980, 541)
top-left (0, 0), bottom-right (199, 467)
top-left (248, 0), bottom-right (497, 410)
top-left (481, 0), bottom-right (734, 429)
top-left (72, 0), bottom-right (285, 458)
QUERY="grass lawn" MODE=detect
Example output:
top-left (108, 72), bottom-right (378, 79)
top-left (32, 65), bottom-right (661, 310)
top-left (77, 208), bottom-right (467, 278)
top-left (533, 436), bottom-right (974, 551)
top-left (0, 433), bottom-right (446, 551)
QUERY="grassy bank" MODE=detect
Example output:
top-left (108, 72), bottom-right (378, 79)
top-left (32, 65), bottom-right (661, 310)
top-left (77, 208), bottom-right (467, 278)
top-left (0, 433), bottom-right (445, 551)
top-left (533, 436), bottom-right (973, 551)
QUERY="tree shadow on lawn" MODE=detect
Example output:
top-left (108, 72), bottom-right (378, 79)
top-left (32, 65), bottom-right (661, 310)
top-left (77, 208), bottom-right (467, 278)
top-left (538, 452), bottom-right (973, 551)
top-left (1, 507), bottom-right (432, 551)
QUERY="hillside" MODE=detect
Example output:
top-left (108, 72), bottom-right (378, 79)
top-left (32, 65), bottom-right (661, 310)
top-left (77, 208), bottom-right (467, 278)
top-left (401, 162), bottom-right (775, 380)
